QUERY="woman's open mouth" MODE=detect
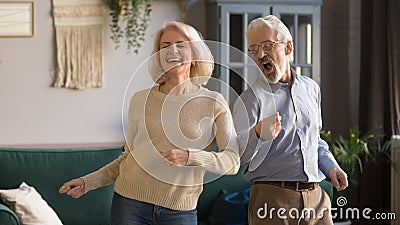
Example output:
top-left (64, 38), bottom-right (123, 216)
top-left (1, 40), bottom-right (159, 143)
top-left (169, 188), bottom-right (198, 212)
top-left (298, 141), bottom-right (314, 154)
top-left (166, 57), bottom-right (183, 64)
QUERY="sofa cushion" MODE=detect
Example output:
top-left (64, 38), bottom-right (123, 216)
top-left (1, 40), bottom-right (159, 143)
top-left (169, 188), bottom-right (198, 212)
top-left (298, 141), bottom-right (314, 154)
top-left (206, 188), bottom-right (250, 225)
top-left (0, 182), bottom-right (63, 225)
top-left (0, 147), bottom-right (123, 225)
top-left (197, 169), bottom-right (252, 221)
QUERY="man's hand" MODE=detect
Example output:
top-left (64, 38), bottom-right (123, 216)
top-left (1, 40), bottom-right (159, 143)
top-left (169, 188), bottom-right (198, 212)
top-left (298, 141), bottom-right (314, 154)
top-left (329, 166), bottom-right (348, 191)
top-left (159, 149), bottom-right (189, 166)
top-left (59, 178), bottom-right (85, 198)
top-left (255, 112), bottom-right (282, 141)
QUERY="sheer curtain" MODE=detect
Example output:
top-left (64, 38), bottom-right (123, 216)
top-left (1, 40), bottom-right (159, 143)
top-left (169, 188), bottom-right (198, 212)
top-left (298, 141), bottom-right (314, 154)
top-left (358, 0), bottom-right (400, 224)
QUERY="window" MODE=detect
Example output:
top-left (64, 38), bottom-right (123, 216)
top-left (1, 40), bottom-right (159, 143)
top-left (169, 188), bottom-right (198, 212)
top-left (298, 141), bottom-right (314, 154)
top-left (206, 0), bottom-right (322, 107)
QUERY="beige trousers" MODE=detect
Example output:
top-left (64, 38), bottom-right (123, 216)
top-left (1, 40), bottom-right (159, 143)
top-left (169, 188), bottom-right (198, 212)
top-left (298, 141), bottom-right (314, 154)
top-left (248, 183), bottom-right (333, 225)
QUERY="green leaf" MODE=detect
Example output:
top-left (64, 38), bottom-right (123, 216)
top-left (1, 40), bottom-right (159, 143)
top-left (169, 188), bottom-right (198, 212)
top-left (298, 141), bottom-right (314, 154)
top-left (104, 0), bottom-right (153, 53)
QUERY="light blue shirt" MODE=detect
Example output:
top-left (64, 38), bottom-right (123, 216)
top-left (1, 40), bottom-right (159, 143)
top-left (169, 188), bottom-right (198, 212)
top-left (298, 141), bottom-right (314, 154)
top-left (233, 70), bottom-right (338, 183)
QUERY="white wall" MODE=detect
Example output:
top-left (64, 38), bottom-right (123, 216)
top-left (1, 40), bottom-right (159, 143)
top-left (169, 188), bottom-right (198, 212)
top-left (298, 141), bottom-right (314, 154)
top-left (0, 0), bottom-right (182, 146)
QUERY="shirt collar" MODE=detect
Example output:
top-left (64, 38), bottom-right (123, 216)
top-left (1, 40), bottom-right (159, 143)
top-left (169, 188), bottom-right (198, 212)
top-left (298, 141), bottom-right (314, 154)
top-left (290, 68), bottom-right (298, 87)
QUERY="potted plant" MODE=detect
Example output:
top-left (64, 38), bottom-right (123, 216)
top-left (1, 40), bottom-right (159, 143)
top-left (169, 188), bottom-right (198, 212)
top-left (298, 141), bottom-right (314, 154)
top-left (104, 0), bottom-right (153, 53)
top-left (320, 127), bottom-right (391, 224)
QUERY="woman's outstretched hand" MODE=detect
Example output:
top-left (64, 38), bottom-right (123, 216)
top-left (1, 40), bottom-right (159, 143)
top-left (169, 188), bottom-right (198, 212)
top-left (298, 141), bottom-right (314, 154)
top-left (58, 178), bottom-right (85, 198)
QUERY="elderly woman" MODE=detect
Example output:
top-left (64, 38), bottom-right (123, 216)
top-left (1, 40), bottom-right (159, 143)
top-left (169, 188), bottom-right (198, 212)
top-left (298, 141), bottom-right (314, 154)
top-left (59, 21), bottom-right (240, 225)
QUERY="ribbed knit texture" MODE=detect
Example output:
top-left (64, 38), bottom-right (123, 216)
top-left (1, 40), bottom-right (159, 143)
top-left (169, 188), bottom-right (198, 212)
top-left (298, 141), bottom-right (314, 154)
top-left (82, 86), bottom-right (239, 210)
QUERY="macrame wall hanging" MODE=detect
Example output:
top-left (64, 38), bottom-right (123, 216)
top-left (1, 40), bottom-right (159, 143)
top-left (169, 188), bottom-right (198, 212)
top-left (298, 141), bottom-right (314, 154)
top-left (52, 0), bottom-right (105, 90)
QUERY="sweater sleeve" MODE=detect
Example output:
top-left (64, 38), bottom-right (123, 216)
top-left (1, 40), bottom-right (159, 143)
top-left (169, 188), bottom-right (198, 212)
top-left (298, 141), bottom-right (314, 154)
top-left (186, 94), bottom-right (240, 175)
top-left (82, 146), bottom-right (130, 193)
top-left (82, 94), bottom-right (139, 193)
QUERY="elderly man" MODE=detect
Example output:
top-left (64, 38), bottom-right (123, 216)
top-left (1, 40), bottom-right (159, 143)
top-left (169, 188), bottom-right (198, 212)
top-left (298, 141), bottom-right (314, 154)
top-left (233, 15), bottom-right (348, 225)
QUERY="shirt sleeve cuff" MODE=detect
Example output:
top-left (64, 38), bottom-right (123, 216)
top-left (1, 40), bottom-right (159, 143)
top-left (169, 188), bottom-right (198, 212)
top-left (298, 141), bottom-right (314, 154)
top-left (320, 160), bottom-right (339, 178)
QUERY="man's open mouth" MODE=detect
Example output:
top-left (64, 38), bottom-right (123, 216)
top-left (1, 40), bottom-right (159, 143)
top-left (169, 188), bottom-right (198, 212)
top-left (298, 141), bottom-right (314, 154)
top-left (262, 61), bottom-right (274, 73)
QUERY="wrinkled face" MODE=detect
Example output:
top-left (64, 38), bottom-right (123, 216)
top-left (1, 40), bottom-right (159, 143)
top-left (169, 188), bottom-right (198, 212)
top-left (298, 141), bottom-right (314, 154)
top-left (159, 29), bottom-right (192, 77)
top-left (248, 25), bottom-right (291, 84)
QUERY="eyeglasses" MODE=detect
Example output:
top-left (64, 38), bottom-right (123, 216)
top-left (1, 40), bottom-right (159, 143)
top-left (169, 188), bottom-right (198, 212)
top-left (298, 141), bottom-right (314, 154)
top-left (248, 40), bottom-right (286, 54)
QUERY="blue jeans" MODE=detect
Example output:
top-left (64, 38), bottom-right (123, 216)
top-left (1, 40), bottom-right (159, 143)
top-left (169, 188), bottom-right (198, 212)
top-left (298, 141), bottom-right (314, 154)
top-left (110, 192), bottom-right (198, 225)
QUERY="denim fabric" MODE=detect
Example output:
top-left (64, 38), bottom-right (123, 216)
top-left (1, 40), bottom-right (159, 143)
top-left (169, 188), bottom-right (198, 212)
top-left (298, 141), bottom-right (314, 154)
top-left (110, 192), bottom-right (197, 225)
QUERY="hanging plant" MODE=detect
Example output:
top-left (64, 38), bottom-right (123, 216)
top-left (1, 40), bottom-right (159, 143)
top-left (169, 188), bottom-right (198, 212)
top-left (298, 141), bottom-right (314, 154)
top-left (104, 0), bottom-right (153, 53)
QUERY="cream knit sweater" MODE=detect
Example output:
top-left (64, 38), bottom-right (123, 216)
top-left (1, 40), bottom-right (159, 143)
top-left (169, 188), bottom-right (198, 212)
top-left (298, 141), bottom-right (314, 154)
top-left (82, 86), bottom-right (240, 210)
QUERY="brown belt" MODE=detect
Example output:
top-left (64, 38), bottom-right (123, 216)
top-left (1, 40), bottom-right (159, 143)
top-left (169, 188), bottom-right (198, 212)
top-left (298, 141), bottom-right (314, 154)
top-left (254, 181), bottom-right (319, 192)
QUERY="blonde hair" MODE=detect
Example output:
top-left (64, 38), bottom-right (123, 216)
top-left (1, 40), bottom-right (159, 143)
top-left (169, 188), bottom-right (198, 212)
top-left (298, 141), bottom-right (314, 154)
top-left (148, 21), bottom-right (214, 85)
top-left (247, 15), bottom-right (294, 62)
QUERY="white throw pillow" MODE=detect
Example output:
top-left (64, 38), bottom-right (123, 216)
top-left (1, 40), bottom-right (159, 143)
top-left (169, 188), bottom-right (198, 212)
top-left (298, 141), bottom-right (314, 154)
top-left (0, 182), bottom-right (63, 225)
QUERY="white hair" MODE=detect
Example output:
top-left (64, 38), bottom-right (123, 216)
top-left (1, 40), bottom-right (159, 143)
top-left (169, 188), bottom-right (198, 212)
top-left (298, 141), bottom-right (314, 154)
top-left (247, 15), bottom-right (294, 62)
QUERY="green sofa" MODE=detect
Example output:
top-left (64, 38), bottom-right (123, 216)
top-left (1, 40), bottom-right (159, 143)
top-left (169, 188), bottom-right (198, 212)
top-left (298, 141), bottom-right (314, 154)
top-left (0, 147), bottom-right (332, 225)
top-left (0, 147), bottom-right (122, 225)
